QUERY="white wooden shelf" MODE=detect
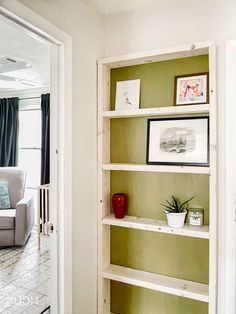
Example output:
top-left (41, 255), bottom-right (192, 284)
top-left (102, 214), bottom-right (209, 239)
top-left (98, 42), bottom-right (209, 68)
top-left (103, 264), bottom-right (209, 303)
top-left (102, 104), bottom-right (209, 119)
top-left (102, 163), bottom-right (210, 174)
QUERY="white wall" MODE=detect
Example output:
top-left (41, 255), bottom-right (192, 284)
top-left (105, 1), bottom-right (236, 313)
top-left (225, 40), bottom-right (236, 314)
top-left (13, 1), bottom-right (105, 313)
top-left (105, 0), bottom-right (236, 56)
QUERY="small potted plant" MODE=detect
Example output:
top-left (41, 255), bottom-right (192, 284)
top-left (161, 196), bottom-right (194, 228)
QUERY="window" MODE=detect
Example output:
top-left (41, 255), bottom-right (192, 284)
top-left (18, 99), bottom-right (41, 223)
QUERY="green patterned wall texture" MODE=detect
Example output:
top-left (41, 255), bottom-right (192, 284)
top-left (110, 55), bottom-right (209, 314)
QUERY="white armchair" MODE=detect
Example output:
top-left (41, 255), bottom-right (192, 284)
top-left (0, 167), bottom-right (34, 246)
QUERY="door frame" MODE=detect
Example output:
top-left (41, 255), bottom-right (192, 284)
top-left (221, 39), bottom-right (236, 314)
top-left (0, 2), bottom-right (72, 313)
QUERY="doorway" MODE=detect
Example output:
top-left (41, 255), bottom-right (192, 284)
top-left (0, 3), bottom-right (72, 314)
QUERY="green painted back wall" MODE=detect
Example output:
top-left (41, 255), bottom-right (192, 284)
top-left (110, 55), bottom-right (209, 109)
top-left (110, 55), bottom-right (209, 314)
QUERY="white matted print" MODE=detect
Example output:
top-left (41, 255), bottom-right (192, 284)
top-left (115, 79), bottom-right (140, 110)
top-left (175, 73), bottom-right (208, 106)
top-left (146, 117), bottom-right (209, 166)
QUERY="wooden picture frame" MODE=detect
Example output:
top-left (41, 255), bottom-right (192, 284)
top-left (146, 116), bottom-right (209, 167)
top-left (174, 72), bottom-right (209, 106)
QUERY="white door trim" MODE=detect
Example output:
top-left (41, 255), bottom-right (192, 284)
top-left (222, 39), bottom-right (236, 314)
top-left (0, 2), bottom-right (72, 313)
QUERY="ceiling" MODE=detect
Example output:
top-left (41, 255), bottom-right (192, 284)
top-left (84, 0), bottom-right (165, 15)
top-left (0, 18), bottom-right (50, 92)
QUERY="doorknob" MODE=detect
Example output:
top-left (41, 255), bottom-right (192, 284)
top-left (48, 222), bottom-right (54, 233)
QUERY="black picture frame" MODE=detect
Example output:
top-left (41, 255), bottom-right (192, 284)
top-left (146, 116), bottom-right (209, 167)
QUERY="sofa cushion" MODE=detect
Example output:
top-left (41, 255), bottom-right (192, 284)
top-left (0, 209), bottom-right (15, 229)
top-left (0, 181), bottom-right (10, 209)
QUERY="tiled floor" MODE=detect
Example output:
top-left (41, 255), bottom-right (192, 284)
top-left (0, 228), bottom-right (50, 314)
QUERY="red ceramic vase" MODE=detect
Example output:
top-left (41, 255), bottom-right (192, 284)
top-left (112, 193), bottom-right (128, 219)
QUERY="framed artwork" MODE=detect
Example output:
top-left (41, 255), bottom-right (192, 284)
top-left (115, 79), bottom-right (140, 110)
top-left (146, 117), bottom-right (209, 167)
top-left (174, 72), bottom-right (209, 106)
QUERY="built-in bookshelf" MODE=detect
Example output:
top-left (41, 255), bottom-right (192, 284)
top-left (97, 41), bottom-right (217, 314)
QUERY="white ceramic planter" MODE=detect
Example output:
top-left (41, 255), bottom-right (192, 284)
top-left (165, 211), bottom-right (187, 228)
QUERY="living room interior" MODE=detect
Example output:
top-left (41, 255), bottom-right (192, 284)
top-left (0, 17), bottom-right (51, 313)
top-left (0, 0), bottom-right (235, 314)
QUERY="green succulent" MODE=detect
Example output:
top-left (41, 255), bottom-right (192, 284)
top-left (161, 195), bottom-right (194, 214)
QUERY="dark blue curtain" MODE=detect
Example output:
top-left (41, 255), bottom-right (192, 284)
top-left (41, 93), bottom-right (50, 184)
top-left (0, 97), bottom-right (19, 167)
